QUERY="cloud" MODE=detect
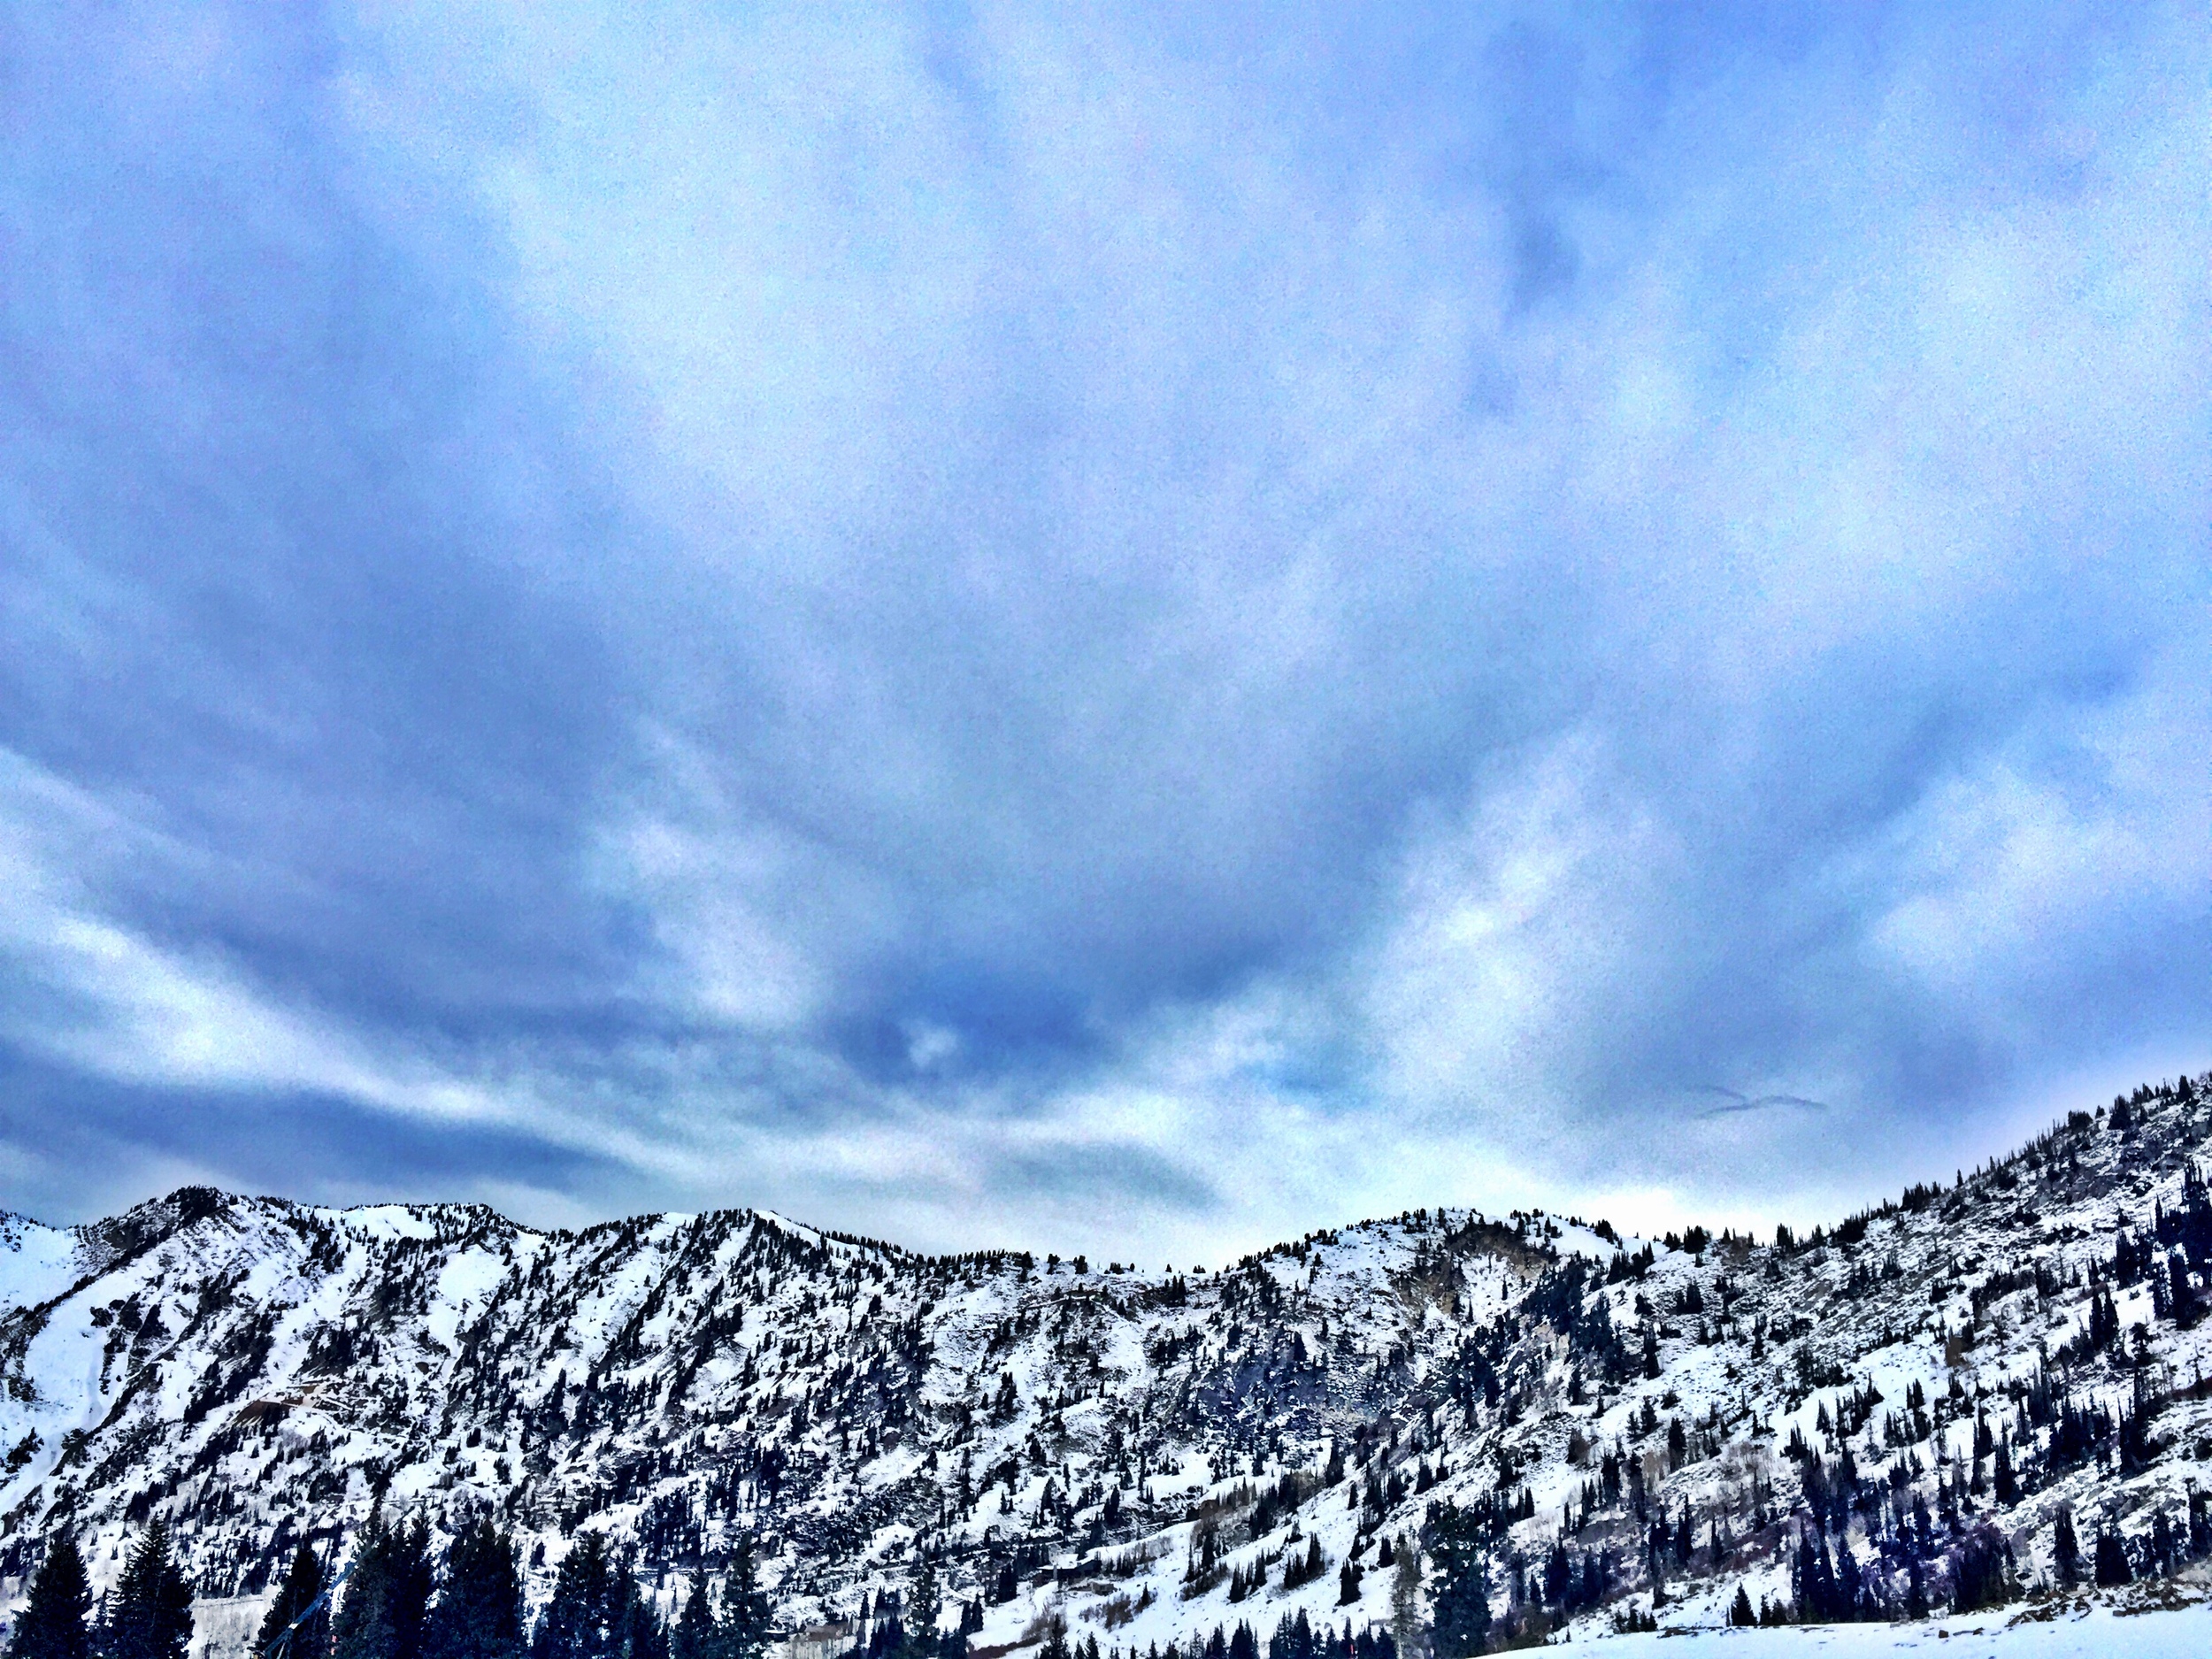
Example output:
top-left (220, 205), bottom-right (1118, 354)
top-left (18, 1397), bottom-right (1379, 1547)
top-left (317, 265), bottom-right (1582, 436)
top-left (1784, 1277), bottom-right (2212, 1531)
top-left (0, 746), bottom-right (546, 1133)
top-left (0, 1), bottom-right (2205, 1256)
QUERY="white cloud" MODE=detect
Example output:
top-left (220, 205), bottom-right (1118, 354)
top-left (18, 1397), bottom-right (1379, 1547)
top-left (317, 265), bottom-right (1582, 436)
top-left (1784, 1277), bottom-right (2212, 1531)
top-left (1360, 735), bottom-right (1664, 1121)
top-left (0, 749), bottom-right (515, 1126)
top-left (1865, 643), bottom-right (2212, 1019)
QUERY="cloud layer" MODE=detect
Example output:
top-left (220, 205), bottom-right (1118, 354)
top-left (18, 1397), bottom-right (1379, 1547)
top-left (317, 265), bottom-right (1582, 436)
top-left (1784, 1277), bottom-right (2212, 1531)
top-left (2, 1), bottom-right (2207, 1258)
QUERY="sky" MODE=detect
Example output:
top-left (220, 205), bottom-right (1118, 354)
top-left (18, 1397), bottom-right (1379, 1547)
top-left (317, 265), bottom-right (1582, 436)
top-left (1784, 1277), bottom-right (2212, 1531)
top-left (1, 1), bottom-right (2208, 1263)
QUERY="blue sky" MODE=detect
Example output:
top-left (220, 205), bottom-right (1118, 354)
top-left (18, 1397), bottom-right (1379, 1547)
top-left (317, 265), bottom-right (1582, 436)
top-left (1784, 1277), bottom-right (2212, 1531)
top-left (2, 2), bottom-right (2207, 1260)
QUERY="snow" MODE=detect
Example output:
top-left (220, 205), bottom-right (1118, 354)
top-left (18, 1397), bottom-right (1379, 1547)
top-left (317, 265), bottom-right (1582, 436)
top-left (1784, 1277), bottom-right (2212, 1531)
top-left (1594, 1601), bottom-right (2212, 1656)
top-left (184, 1594), bottom-right (273, 1659)
top-left (0, 1217), bottom-right (84, 1310)
top-left (426, 1247), bottom-right (509, 1352)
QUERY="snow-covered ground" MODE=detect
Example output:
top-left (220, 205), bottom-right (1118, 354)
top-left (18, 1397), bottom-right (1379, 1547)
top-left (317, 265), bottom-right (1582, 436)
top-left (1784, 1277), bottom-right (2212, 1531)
top-left (1596, 1599), bottom-right (2212, 1656)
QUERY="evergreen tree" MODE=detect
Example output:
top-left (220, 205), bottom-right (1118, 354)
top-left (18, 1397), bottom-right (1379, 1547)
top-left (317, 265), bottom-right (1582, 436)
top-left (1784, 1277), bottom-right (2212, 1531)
top-left (2051, 1509), bottom-right (2081, 1588)
top-left (1335, 1558), bottom-right (1361, 1608)
top-left (1726, 1586), bottom-right (1754, 1628)
top-left (904, 1558), bottom-right (942, 1659)
top-left (12, 1536), bottom-right (92, 1659)
top-left (532, 1535), bottom-right (620, 1659)
top-left (1834, 1542), bottom-right (1864, 1621)
top-left (99, 1525), bottom-right (193, 1659)
top-left (1788, 1530), bottom-right (1834, 1624)
top-left (334, 1515), bottom-right (432, 1659)
top-left (616, 1581), bottom-right (665, 1659)
top-left (1387, 1541), bottom-right (1424, 1659)
top-left (669, 1578), bottom-right (717, 1659)
top-left (2148, 1510), bottom-right (2177, 1579)
top-left (715, 1540), bottom-right (772, 1659)
top-left (256, 1548), bottom-right (331, 1659)
top-left (426, 1522), bottom-right (524, 1659)
top-left (1948, 1525), bottom-right (2014, 1614)
top-left (2093, 1528), bottom-right (2132, 1588)
top-left (1424, 1510), bottom-right (1489, 1659)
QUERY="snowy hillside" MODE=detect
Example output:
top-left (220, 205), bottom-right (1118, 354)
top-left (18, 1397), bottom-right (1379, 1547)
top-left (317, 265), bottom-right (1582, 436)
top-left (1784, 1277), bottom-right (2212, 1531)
top-left (0, 1076), bottom-right (2208, 1654)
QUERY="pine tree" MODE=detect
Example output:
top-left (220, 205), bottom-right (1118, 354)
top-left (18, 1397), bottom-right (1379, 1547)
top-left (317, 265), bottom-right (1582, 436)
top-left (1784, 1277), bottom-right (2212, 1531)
top-left (2093, 1528), bottom-right (2132, 1588)
top-left (532, 1534), bottom-right (619, 1659)
top-left (1948, 1525), bottom-right (2014, 1613)
top-left (426, 1521), bottom-right (524, 1659)
top-left (334, 1514), bottom-right (432, 1659)
top-left (2052, 1509), bottom-right (2081, 1588)
top-left (1992, 1443), bottom-right (2017, 1507)
top-left (12, 1536), bottom-right (92, 1659)
top-left (1726, 1587), bottom-right (1753, 1628)
top-left (1834, 1542), bottom-right (1863, 1621)
top-left (1789, 1529), bottom-right (1833, 1624)
top-left (669, 1578), bottom-right (716, 1659)
top-left (2148, 1510), bottom-right (2177, 1579)
top-left (1425, 1510), bottom-right (1489, 1659)
top-left (904, 1557), bottom-right (942, 1659)
top-left (1335, 1557), bottom-right (1362, 1608)
top-left (256, 1547), bottom-right (330, 1659)
top-left (99, 1525), bottom-right (193, 1659)
top-left (1387, 1541), bottom-right (1424, 1659)
top-left (615, 1581), bottom-right (665, 1659)
top-left (714, 1540), bottom-right (772, 1659)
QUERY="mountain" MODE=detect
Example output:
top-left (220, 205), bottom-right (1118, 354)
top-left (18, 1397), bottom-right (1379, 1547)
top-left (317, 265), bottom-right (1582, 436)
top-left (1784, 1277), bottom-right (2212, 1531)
top-left (0, 1075), bottom-right (2208, 1655)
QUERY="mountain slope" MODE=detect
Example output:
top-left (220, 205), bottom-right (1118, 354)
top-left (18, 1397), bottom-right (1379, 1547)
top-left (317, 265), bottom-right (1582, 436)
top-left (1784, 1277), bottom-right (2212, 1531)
top-left (0, 1076), bottom-right (2208, 1653)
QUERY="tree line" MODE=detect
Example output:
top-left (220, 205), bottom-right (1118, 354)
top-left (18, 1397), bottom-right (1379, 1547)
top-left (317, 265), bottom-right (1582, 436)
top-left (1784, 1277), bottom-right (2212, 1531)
top-left (4, 1516), bottom-right (786, 1659)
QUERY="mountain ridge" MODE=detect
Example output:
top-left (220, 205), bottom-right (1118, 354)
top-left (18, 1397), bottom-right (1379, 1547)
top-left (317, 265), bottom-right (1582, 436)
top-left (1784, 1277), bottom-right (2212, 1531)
top-left (0, 1074), bottom-right (2207, 1653)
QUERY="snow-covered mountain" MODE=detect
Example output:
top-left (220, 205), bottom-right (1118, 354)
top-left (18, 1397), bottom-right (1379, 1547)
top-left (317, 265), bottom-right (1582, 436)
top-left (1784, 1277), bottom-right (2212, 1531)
top-left (1, 1075), bottom-right (2209, 1652)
